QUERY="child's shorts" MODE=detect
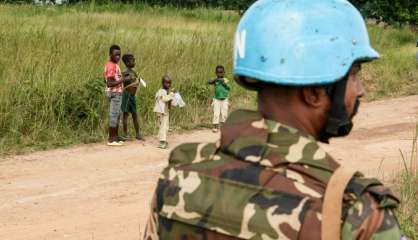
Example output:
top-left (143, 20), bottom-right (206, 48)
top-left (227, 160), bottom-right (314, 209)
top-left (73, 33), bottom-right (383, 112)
top-left (107, 91), bottom-right (122, 127)
top-left (121, 91), bottom-right (137, 113)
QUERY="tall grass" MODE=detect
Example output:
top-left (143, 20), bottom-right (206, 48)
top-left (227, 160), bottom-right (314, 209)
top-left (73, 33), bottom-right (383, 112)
top-left (362, 25), bottom-right (418, 100)
top-left (0, 3), bottom-right (416, 155)
top-left (0, 3), bottom-right (251, 155)
top-left (396, 126), bottom-right (418, 239)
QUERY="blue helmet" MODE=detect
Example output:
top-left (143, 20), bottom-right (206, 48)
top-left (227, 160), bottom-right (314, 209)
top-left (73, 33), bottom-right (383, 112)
top-left (233, 0), bottom-right (379, 89)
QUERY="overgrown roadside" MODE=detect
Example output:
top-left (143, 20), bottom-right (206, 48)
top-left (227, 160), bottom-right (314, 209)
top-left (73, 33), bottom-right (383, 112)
top-left (395, 126), bottom-right (418, 239)
top-left (396, 169), bottom-right (418, 239)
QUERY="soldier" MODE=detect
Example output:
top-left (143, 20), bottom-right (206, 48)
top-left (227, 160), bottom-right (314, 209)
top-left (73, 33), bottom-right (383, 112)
top-left (144, 0), bottom-right (405, 239)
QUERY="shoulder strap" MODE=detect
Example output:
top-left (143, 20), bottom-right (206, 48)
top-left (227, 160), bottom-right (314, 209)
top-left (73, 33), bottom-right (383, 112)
top-left (321, 166), bottom-right (356, 240)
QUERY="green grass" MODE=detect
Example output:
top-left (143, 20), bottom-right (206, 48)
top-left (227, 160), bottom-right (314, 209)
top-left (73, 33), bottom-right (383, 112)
top-left (0, 3), bottom-right (416, 155)
top-left (395, 126), bottom-right (418, 239)
top-left (0, 3), bottom-right (251, 155)
top-left (396, 169), bottom-right (418, 240)
top-left (363, 25), bottom-right (418, 100)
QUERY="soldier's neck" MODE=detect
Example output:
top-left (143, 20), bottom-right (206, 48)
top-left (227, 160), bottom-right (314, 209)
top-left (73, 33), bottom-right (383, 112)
top-left (260, 108), bottom-right (318, 138)
top-left (258, 93), bottom-right (320, 139)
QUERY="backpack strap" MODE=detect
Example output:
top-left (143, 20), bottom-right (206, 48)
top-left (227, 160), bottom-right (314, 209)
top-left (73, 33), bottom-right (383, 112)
top-left (322, 166), bottom-right (356, 240)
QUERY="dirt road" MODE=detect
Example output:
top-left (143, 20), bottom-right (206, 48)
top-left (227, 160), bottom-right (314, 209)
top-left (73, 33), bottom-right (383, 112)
top-left (1, 96), bottom-right (417, 240)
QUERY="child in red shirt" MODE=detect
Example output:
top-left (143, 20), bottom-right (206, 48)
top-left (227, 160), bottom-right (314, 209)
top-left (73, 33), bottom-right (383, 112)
top-left (104, 44), bottom-right (127, 146)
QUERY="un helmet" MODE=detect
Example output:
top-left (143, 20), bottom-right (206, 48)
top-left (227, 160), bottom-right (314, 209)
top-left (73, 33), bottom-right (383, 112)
top-left (233, 0), bottom-right (379, 89)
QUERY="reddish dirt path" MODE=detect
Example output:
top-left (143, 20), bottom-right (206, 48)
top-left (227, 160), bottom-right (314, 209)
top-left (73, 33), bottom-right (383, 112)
top-left (1, 96), bottom-right (417, 240)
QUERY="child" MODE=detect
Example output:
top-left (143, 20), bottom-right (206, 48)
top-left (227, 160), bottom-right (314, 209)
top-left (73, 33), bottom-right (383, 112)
top-left (121, 53), bottom-right (145, 141)
top-left (153, 75), bottom-right (175, 149)
top-left (104, 44), bottom-right (127, 146)
top-left (208, 65), bottom-right (230, 133)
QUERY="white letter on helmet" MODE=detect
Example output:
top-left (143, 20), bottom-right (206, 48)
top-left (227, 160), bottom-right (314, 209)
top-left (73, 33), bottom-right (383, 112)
top-left (235, 30), bottom-right (246, 59)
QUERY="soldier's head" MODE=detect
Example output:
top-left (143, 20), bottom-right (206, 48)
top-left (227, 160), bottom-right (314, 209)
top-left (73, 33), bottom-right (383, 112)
top-left (233, 0), bottom-right (378, 142)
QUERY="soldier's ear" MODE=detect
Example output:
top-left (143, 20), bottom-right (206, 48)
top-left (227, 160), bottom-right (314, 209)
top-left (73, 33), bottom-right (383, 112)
top-left (301, 86), bottom-right (329, 108)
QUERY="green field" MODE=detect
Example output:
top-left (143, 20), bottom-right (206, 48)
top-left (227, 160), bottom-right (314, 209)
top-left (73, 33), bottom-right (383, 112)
top-left (0, 3), bottom-right (416, 155)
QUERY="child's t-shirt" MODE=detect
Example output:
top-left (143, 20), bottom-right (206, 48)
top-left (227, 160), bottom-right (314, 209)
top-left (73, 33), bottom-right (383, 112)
top-left (153, 89), bottom-right (174, 115)
top-left (122, 69), bottom-right (139, 89)
top-left (104, 61), bottom-right (123, 93)
top-left (214, 78), bottom-right (231, 100)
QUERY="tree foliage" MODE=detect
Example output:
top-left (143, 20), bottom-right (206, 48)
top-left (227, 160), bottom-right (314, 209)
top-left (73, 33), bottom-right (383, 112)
top-left (350, 0), bottom-right (417, 25)
top-left (5, 0), bottom-right (417, 25)
top-left (115, 0), bottom-right (418, 25)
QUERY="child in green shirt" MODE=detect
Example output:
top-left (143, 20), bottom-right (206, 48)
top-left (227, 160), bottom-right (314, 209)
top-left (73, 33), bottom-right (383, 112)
top-left (208, 65), bottom-right (230, 133)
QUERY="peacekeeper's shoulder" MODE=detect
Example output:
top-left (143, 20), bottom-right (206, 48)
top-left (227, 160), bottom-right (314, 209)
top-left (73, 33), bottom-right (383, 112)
top-left (156, 141), bottom-right (316, 239)
top-left (342, 175), bottom-right (402, 240)
top-left (168, 142), bottom-right (221, 167)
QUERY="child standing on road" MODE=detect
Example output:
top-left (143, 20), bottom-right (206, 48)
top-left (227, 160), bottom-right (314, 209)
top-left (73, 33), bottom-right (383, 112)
top-left (153, 75), bottom-right (175, 149)
top-left (104, 44), bottom-right (127, 146)
top-left (208, 65), bottom-right (230, 133)
top-left (121, 54), bottom-right (145, 141)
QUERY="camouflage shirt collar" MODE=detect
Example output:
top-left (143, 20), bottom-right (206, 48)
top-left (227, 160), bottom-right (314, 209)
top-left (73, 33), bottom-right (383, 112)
top-left (220, 109), bottom-right (339, 172)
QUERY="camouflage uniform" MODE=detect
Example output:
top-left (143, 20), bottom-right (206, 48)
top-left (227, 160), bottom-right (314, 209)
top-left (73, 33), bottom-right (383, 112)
top-left (144, 109), bottom-right (403, 240)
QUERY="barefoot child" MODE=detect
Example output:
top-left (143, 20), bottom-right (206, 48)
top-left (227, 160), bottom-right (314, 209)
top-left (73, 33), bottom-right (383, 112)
top-left (104, 44), bottom-right (127, 146)
top-left (208, 65), bottom-right (230, 133)
top-left (153, 75), bottom-right (175, 149)
top-left (121, 54), bottom-right (145, 141)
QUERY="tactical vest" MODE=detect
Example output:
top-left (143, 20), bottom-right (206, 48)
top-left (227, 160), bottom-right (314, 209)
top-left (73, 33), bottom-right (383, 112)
top-left (152, 110), bottom-right (400, 239)
top-left (153, 144), bottom-right (398, 240)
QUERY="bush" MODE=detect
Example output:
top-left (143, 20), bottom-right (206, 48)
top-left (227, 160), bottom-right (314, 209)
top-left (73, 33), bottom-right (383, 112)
top-left (351, 0), bottom-right (418, 25)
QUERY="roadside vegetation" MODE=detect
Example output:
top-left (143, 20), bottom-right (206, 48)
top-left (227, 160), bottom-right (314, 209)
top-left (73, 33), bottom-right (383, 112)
top-left (0, 3), bottom-right (416, 155)
top-left (395, 127), bottom-right (418, 239)
top-left (363, 25), bottom-right (417, 100)
top-left (396, 166), bottom-right (418, 240)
